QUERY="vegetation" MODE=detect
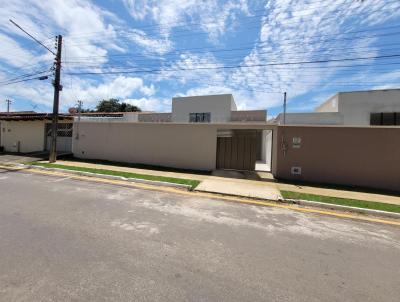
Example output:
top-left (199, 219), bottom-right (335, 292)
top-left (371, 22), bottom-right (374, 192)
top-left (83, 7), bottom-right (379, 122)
top-left (59, 157), bottom-right (211, 175)
top-left (81, 98), bottom-right (141, 113)
top-left (281, 191), bottom-right (400, 214)
top-left (30, 162), bottom-right (200, 190)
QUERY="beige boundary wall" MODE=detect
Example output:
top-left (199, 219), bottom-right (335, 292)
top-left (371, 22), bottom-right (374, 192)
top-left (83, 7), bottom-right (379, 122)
top-left (0, 120), bottom-right (73, 153)
top-left (72, 122), bottom-right (276, 171)
top-left (275, 125), bottom-right (400, 192)
top-left (1, 121), bottom-right (46, 153)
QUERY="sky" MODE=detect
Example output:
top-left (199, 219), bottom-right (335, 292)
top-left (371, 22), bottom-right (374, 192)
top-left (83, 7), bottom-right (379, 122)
top-left (0, 0), bottom-right (399, 118)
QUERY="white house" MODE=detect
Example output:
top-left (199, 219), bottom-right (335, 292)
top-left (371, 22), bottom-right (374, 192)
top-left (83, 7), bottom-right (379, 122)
top-left (274, 88), bottom-right (400, 126)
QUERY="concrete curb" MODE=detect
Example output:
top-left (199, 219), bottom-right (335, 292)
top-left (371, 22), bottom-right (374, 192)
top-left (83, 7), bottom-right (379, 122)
top-left (21, 164), bottom-right (192, 191)
top-left (281, 198), bottom-right (400, 220)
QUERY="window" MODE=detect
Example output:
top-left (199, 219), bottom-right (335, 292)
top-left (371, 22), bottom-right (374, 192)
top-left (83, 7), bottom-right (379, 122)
top-left (370, 113), bottom-right (399, 126)
top-left (189, 112), bottom-right (211, 123)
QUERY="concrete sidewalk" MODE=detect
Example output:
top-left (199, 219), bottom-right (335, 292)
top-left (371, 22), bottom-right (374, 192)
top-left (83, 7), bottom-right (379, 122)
top-left (49, 160), bottom-right (282, 201)
top-left (195, 178), bottom-right (282, 200)
top-left (33, 159), bottom-right (400, 206)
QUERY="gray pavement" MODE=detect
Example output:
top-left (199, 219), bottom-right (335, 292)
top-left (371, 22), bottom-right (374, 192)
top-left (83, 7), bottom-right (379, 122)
top-left (0, 168), bottom-right (399, 302)
top-left (0, 152), bottom-right (48, 164)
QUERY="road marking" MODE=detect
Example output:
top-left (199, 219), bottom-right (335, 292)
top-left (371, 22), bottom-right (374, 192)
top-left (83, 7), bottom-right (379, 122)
top-left (47, 176), bottom-right (73, 182)
top-left (4, 165), bottom-right (400, 227)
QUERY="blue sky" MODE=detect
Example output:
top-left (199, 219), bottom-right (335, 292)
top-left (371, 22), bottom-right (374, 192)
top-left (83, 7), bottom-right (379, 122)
top-left (0, 0), bottom-right (399, 118)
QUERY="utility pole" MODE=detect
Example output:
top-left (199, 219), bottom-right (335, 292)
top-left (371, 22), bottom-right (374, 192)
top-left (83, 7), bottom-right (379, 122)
top-left (283, 92), bottom-right (287, 125)
top-left (75, 100), bottom-right (83, 139)
top-left (49, 35), bottom-right (63, 163)
top-left (9, 20), bottom-right (62, 163)
top-left (5, 99), bottom-right (12, 113)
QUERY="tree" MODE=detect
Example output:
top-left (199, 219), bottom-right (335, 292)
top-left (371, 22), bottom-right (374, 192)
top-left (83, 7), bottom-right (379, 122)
top-left (96, 98), bottom-right (141, 112)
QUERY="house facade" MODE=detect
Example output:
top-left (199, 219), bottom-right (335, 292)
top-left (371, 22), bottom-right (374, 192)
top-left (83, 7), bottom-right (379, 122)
top-left (73, 94), bottom-right (273, 172)
top-left (0, 112), bottom-right (73, 153)
top-left (274, 88), bottom-right (400, 126)
top-left (1, 93), bottom-right (400, 192)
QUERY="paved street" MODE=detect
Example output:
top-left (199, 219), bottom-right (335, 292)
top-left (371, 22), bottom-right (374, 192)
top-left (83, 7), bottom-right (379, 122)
top-left (0, 168), bottom-right (399, 302)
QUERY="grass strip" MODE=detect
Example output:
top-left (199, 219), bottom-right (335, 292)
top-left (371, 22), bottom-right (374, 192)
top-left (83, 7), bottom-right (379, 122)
top-left (30, 162), bottom-right (200, 190)
top-left (281, 190), bottom-right (400, 214)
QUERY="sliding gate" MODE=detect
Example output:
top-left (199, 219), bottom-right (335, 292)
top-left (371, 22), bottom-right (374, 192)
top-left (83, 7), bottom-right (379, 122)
top-left (216, 130), bottom-right (261, 171)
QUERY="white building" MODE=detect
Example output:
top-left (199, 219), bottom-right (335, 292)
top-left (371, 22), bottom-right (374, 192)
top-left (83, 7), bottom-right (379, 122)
top-left (274, 88), bottom-right (400, 126)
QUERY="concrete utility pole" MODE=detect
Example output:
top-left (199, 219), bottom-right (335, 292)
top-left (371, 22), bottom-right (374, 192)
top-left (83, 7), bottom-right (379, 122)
top-left (9, 20), bottom-right (62, 162)
top-left (5, 99), bottom-right (11, 113)
top-left (49, 35), bottom-right (63, 163)
top-left (283, 92), bottom-right (287, 125)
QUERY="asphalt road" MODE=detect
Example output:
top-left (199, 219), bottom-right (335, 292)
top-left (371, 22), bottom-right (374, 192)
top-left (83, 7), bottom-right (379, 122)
top-left (0, 168), bottom-right (399, 302)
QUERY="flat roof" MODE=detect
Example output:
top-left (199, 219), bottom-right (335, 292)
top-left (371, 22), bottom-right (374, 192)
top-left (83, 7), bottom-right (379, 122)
top-left (172, 93), bottom-right (233, 100)
top-left (0, 113), bottom-right (73, 121)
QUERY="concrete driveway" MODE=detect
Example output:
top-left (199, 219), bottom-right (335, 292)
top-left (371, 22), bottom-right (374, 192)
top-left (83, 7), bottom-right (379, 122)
top-left (0, 168), bottom-right (399, 301)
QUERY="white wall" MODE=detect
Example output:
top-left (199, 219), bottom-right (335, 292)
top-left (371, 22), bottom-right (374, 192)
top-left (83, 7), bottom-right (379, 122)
top-left (275, 112), bottom-right (343, 125)
top-left (1, 121), bottom-right (45, 153)
top-left (172, 94), bottom-right (236, 122)
top-left (261, 130), bottom-right (273, 169)
top-left (338, 89), bottom-right (400, 125)
top-left (315, 94), bottom-right (339, 112)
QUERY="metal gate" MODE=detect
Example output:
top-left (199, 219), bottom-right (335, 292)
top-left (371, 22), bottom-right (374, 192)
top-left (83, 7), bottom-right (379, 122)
top-left (45, 123), bottom-right (73, 153)
top-left (216, 130), bottom-right (261, 171)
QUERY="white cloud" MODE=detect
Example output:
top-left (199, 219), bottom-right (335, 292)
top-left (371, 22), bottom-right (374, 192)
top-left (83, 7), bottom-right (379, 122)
top-left (61, 76), bottom-right (155, 108)
top-left (123, 97), bottom-right (167, 111)
top-left (122, 0), bottom-right (250, 39)
top-left (0, 33), bottom-right (48, 68)
top-left (126, 29), bottom-right (172, 54)
top-left (229, 0), bottom-right (400, 111)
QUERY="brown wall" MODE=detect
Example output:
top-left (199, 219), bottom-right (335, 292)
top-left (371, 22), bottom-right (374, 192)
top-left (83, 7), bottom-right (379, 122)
top-left (275, 126), bottom-right (400, 192)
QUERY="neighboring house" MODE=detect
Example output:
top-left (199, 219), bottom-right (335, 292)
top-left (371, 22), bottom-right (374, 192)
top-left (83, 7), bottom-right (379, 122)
top-left (74, 94), bottom-right (273, 172)
top-left (0, 112), bottom-right (73, 153)
top-left (273, 88), bottom-right (400, 126)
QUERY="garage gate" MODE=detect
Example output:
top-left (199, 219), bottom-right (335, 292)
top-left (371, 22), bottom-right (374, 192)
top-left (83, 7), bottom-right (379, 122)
top-left (45, 123), bottom-right (73, 153)
top-left (216, 130), bottom-right (261, 171)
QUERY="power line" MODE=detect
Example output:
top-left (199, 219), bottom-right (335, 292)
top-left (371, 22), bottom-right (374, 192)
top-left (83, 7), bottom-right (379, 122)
top-left (9, 19), bottom-right (56, 55)
top-left (62, 46), bottom-right (400, 70)
top-left (0, 74), bottom-right (51, 87)
top-left (63, 30), bottom-right (400, 62)
top-left (0, 69), bottom-right (52, 85)
top-left (65, 53), bottom-right (400, 76)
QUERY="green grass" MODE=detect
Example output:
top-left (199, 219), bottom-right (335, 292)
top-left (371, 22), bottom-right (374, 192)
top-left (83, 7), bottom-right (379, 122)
top-left (30, 162), bottom-right (200, 190)
top-left (281, 190), bottom-right (400, 214)
top-left (59, 156), bottom-right (211, 176)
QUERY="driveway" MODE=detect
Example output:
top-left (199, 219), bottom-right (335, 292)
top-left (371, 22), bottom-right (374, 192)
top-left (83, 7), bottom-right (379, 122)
top-left (0, 168), bottom-right (399, 301)
top-left (0, 152), bottom-right (48, 164)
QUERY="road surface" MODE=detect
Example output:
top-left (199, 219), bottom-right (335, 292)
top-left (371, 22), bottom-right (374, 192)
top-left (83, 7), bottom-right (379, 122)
top-left (0, 168), bottom-right (399, 301)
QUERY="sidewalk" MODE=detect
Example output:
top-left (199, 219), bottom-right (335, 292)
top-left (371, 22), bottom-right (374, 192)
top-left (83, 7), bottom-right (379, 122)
top-left (53, 160), bottom-right (282, 201)
top-left (37, 159), bottom-right (400, 206)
